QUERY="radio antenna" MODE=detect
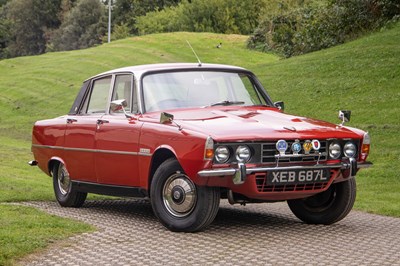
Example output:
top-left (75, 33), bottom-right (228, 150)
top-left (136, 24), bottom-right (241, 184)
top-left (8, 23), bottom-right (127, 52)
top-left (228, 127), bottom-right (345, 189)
top-left (186, 40), bottom-right (202, 67)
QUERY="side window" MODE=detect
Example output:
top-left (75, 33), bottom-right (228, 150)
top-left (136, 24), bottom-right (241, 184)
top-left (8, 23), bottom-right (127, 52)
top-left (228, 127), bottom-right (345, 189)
top-left (111, 74), bottom-right (139, 114)
top-left (83, 77), bottom-right (112, 114)
top-left (111, 75), bottom-right (132, 114)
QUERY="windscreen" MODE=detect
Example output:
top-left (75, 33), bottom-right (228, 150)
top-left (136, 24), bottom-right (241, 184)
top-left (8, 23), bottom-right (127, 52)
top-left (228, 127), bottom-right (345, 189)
top-left (142, 71), bottom-right (267, 112)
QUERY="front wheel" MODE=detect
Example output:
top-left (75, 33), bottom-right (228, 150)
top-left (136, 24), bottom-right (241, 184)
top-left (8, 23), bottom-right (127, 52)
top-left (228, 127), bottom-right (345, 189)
top-left (53, 162), bottom-right (87, 208)
top-left (287, 178), bottom-right (356, 224)
top-left (150, 158), bottom-right (220, 232)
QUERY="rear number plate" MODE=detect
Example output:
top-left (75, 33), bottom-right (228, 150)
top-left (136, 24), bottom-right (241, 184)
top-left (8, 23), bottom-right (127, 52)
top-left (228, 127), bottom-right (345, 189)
top-left (267, 169), bottom-right (330, 185)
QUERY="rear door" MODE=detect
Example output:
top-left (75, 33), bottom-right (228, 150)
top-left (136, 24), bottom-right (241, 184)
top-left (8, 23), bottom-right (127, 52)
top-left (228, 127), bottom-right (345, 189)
top-left (63, 76), bottom-right (112, 182)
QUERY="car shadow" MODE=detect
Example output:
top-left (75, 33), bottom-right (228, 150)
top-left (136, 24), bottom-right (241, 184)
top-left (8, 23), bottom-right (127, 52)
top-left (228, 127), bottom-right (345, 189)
top-left (81, 199), bottom-right (303, 232)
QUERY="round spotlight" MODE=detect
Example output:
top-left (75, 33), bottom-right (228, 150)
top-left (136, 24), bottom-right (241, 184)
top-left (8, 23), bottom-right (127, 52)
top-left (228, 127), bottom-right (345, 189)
top-left (329, 142), bottom-right (342, 159)
top-left (344, 142), bottom-right (357, 158)
top-left (215, 146), bottom-right (230, 163)
top-left (235, 145), bottom-right (251, 163)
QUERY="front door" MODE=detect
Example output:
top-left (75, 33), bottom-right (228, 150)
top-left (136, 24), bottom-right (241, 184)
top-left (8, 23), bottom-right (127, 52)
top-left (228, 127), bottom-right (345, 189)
top-left (94, 74), bottom-right (143, 187)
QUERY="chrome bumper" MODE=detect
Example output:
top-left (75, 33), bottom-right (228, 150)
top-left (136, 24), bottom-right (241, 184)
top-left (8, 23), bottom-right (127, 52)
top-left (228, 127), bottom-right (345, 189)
top-left (198, 159), bottom-right (373, 185)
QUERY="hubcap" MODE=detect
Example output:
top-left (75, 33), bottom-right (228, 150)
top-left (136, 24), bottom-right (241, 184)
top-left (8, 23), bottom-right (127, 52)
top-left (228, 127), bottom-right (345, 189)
top-left (162, 173), bottom-right (197, 217)
top-left (57, 164), bottom-right (71, 195)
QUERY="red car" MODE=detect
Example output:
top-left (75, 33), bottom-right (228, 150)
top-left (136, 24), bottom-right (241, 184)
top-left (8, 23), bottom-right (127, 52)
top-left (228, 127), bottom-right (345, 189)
top-left (30, 63), bottom-right (372, 232)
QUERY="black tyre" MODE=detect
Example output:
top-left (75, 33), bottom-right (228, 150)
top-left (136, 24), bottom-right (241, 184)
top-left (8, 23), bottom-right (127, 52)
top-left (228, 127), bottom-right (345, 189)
top-left (287, 178), bottom-right (356, 225)
top-left (150, 158), bottom-right (220, 232)
top-left (53, 162), bottom-right (87, 208)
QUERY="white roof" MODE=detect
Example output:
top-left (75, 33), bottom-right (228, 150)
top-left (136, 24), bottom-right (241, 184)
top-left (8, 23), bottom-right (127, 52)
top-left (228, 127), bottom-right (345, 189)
top-left (89, 63), bottom-right (248, 80)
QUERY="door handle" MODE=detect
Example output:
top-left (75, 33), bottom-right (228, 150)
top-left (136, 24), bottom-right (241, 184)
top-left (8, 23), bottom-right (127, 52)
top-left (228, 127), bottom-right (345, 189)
top-left (96, 119), bottom-right (109, 130)
top-left (96, 119), bottom-right (109, 125)
top-left (66, 118), bottom-right (77, 124)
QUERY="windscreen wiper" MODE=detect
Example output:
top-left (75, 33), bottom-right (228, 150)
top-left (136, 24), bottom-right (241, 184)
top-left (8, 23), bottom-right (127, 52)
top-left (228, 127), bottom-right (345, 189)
top-left (209, 100), bottom-right (245, 107)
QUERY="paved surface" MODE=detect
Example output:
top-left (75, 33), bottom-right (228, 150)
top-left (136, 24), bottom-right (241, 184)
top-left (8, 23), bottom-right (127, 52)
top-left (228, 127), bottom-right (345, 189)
top-left (21, 199), bottom-right (400, 266)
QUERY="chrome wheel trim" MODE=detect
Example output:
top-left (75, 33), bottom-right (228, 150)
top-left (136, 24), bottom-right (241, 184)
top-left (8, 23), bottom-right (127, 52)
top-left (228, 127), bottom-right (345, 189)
top-left (162, 172), bottom-right (197, 217)
top-left (57, 164), bottom-right (71, 196)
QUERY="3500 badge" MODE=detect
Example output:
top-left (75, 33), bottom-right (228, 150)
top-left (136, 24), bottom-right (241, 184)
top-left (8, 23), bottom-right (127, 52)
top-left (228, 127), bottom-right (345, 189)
top-left (267, 169), bottom-right (330, 185)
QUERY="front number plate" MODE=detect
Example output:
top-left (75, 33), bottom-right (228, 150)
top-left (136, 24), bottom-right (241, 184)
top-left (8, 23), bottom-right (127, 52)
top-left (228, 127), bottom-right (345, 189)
top-left (267, 169), bottom-right (330, 185)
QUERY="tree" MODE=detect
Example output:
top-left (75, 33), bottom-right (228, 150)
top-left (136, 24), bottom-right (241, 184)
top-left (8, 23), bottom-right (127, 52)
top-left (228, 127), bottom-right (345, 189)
top-left (0, 7), bottom-right (11, 58)
top-left (113, 0), bottom-right (181, 34)
top-left (4, 0), bottom-right (61, 57)
top-left (49, 0), bottom-right (107, 51)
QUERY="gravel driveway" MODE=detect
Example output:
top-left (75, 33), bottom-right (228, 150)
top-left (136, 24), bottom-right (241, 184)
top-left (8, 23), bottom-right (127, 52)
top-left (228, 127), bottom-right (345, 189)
top-left (21, 199), bottom-right (400, 265)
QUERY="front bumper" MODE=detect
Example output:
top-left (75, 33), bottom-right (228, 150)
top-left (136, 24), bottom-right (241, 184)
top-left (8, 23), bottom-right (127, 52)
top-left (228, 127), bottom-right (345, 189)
top-left (198, 158), bottom-right (373, 185)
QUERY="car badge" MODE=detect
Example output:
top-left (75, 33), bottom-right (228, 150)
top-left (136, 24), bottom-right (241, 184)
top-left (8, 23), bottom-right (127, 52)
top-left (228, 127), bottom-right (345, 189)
top-left (303, 140), bottom-right (312, 155)
top-left (312, 139), bottom-right (321, 151)
top-left (276, 140), bottom-right (288, 155)
top-left (291, 140), bottom-right (302, 155)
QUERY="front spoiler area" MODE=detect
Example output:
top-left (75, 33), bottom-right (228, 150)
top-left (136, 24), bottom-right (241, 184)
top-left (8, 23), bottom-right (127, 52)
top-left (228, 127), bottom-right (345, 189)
top-left (198, 159), bottom-right (373, 185)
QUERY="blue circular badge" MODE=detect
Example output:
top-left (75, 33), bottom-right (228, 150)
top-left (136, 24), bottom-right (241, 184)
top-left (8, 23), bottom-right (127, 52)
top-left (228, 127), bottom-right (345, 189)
top-left (291, 141), bottom-right (302, 154)
top-left (276, 140), bottom-right (288, 155)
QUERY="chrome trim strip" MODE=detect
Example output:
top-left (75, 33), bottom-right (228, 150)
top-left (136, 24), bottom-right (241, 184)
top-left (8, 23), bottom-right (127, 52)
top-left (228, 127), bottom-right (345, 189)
top-left (31, 144), bottom-right (151, 157)
top-left (138, 152), bottom-right (152, 157)
top-left (357, 162), bottom-right (373, 168)
top-left (198, 161), bottom-right (373, 177)
top-left (274, 152), bottom-right (327, 159)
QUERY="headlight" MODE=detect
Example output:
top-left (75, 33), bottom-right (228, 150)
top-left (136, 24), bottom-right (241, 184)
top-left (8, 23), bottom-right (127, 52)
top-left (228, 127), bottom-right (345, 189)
top-left (235, 145), bottom-right (251, 162)
top-left (329, 142), bottom-right (341, 159)
top-left (344, 142), bottom-right (357, 158)
top-left (215, 146), bottom-right (230, 163)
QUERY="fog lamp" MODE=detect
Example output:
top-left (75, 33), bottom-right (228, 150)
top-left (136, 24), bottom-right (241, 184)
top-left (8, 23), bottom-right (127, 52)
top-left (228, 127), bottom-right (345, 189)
top-left (329, 142), bottom-right (341, 159)
top-left (215, 146), bottom-right (230, 163)
top-left (235, 145), bottom-right (251, 163)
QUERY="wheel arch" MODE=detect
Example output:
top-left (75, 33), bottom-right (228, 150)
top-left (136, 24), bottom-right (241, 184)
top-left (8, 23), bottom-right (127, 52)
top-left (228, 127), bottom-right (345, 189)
top-left (148, 147), bottom-right (177, 192)
top-left (48, 157), bottom-right (66, 176)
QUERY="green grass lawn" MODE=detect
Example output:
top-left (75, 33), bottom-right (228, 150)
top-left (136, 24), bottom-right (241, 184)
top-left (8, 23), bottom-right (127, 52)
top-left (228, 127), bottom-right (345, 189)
top-left (0, 26), bottom-right (399, 264)
top-left (0, 204), bottom-right (94, 266)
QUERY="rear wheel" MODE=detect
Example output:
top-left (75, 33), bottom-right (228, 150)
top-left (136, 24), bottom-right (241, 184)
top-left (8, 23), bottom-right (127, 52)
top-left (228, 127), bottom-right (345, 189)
top-left (150, 158), bottom-right (220, 232)
top-left (287, 178), bottom-right (356, 224)
top-left (53, 162), bottom-right (87, 207)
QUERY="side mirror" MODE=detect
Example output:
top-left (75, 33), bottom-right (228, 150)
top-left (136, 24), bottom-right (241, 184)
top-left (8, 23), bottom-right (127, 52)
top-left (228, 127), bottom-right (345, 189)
top-left (274, 101), bottom-right (284, 111)
top-left (160, 112), bottom-right (174, 124)
top-left (338, 110), bottom-right (351, 126)
top-left (110, 99), bottom-right (131, 118)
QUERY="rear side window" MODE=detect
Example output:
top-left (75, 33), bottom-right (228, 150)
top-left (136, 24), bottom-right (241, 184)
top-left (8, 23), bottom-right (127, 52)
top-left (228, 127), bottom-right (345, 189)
top-left (81, 77), bottom-right (112, 114)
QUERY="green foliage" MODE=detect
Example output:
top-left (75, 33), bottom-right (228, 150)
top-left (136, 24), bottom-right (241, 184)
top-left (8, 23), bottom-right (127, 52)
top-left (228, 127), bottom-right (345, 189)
top-left (3, 0), bottom-right (61, 57)
top-left (248, 0), bottom-right (400, 57)
top-left (0, 0), bottom-right (9, 6)
top-left (0, 8), bottom-right (10, 58)
top-left (136, 0), bottom-right (267, 35)
top-left (111, 23), bottom-right (131, 41)
top-left (49, 0), bottom-right (107, 51)
top-left (112, 0), bottom-right (180, 34)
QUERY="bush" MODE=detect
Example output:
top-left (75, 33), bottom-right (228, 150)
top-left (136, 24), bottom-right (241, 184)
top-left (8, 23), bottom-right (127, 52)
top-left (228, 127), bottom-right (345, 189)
top-left (136, 0), bottom-right (267, 35)
top-left (248, 0), bottom-right (400, 57)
